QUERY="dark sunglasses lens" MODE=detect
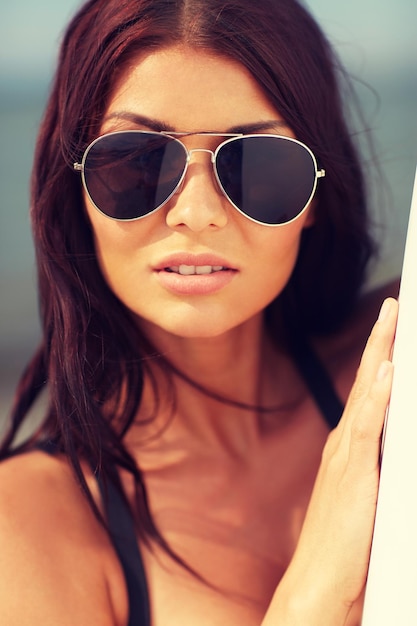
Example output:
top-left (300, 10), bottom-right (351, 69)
top-left (216, 136), bottom-right (317, 225)
top-left (83, 132), bottom-right (186, 219)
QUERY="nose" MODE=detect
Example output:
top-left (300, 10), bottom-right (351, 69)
top-left (165, 149), bottom-right (228, 232)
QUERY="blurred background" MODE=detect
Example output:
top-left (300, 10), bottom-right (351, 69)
top-left (0, 0), bottom-right (416, 428)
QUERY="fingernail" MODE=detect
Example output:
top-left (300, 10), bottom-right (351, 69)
top-left (377, 360), bottom-right (392, 381)
top-left (378, 299), bottom-right (391, 323)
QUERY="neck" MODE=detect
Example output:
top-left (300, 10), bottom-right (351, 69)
top-left (141, 312), bottom-right (265, 401)
top-left (125, 313), bottom-right (301, 459)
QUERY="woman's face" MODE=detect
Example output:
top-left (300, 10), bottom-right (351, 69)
top-left (84, 45), bottom-right (314, 340)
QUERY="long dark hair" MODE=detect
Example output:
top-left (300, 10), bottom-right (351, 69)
top-left (1, 0), bottom-right (374, 551)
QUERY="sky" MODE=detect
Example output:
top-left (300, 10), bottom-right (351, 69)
top-left (0, 0), bottom-right (416, 82)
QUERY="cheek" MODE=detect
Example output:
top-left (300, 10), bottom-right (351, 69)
top-left (239, 222), bottom-right (306, 319)
top-left (256, 217), bottom-right (308, 281)
top-left (94, 230), bottom-right (147, 307)
top-left (266, 236), bottom-right (302, 297)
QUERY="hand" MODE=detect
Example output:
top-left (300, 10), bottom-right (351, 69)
top-left (265, 297), bottom-right (398, 626)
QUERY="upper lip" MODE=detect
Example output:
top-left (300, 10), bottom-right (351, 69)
top-left (153, 252), bottom-right (236, 271)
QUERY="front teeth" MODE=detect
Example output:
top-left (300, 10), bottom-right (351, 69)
top-left (168, 265), bottom-right (224, 275)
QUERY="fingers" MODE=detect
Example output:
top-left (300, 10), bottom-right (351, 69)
top-left (341, 297), bottom-right (398, 466)
top-left (344, 298), bottom-right (398, 421)
top-left (348, 359), bottom-right (394, 469)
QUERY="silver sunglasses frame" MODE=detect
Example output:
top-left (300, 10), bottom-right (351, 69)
top-left (74, 130), bottom-right (325, 227)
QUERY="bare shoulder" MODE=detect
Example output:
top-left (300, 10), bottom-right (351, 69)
top-left (0, 450), bottom-right (127, 625)
top-left (314, 279), bottom-right (400, 400)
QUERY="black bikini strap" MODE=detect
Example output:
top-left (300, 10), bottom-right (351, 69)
top-left (37, 441), bottom-right (150, 625)
top-left (97, 477), bottom-right (151, 626)
top-left (290, 335), bottom-right (344, 429)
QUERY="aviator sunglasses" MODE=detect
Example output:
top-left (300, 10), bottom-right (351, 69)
top-left (74, 130), bottom-right (325, 226)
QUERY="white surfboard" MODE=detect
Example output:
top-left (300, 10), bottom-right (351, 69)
top-left (362, 167), bottom-right (417, 625)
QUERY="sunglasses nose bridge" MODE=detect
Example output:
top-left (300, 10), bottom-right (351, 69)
top-left (179, 147), bottom-right (217, 188)
top-left (186, 147), bottom-right (216, 163)
top-left (171, 148), bottom-right (217, 199)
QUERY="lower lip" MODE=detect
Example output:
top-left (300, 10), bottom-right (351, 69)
top-left (155, 269), bottom-right (237, 295)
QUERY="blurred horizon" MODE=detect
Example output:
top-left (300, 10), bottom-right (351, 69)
top-left (1, 0), bottom-right (416, 424)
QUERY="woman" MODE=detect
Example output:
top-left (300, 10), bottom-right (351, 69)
top-left (0, 0), bottom-right (398, 624)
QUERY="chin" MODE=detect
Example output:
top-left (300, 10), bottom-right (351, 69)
top-left (135, 309), bottom-right (261, 343)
